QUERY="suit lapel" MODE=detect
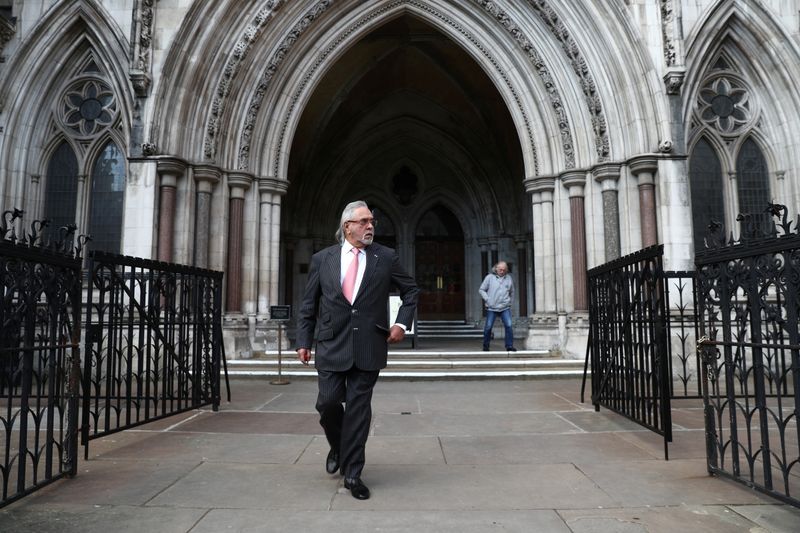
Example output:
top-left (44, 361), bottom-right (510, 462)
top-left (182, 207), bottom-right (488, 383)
top-left (356, 245), bottom-right (381, 302)
top-left (323, 246), bottom-right (345, 301)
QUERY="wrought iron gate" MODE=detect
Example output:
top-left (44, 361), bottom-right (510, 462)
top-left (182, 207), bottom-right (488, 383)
top-left (588, 245), bottom-right (673, 459)
top-left (81, 251), bottom-right (223, 455)
top-left (696, 205), bottom-right (800, 507)
top-left (0, 211), bottom-right (84, 506)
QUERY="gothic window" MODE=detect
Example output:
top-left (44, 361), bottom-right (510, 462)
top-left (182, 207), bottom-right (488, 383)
top-left (689, 138), bottom-right (725, 252)
top-left (43, 141), bottom-right (79, 234)
top-left (40, 54), bottom-right (126, 252)
top-left (88, 141), bottom-right (125, 252)
top-left (689, 56), bottom-right (772, 250)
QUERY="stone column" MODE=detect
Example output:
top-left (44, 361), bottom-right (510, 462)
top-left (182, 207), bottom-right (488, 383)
top-left (192, 165), bottom-right (220, 269)
top-left (629, 156), bottom-right (659, 248)
top-left (156, 158), bottom-right (186, 263)
top-left (74, 174), bottom-right (87, 231)
top-left (226, 173), bottom-right (253, 313)
top-left (525, 176), bottom-right (557, 313)
top-left (592, 163), bottom-right (622, 261)
top-left (514, 236), bottom-right (529, 316)
top-left (561, 170), bottom-right (588, 311)
top-left (256, 178), bottom-right (288, 315)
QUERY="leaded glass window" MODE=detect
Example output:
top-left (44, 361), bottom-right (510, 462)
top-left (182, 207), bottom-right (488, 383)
top-left (689, 138), bottom-right (725, 252)
top-left (43, 141), bottom-right (79, 236)
top-left (88, 141), bottom-right (125, 252)
top-left (736, 138), bottom-right (771, 231)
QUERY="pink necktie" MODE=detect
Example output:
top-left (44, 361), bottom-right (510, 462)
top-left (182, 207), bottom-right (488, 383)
top-left (342, 248), bottom-right (359, 303)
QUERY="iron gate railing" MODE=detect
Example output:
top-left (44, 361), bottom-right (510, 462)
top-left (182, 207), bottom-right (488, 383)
top-left (0, 211), bottom-right (84, 506)
top-left (588, 245), bottom-right (673, 459)
top-left (696, 205), bottom-right (800, 507)
top-left (81, 251), bottom-right (223, 455)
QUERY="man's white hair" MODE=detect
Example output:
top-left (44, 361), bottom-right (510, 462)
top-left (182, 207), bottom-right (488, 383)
top-left (335, 200), bottom-right (370, 243)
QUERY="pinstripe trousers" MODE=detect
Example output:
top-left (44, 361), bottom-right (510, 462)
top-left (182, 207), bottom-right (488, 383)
top-left (315, 366), bottom-right (380, 480)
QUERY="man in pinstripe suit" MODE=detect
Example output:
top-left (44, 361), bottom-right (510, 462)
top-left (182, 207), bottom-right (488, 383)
top-left (296, 200), bottom-right (419, 500)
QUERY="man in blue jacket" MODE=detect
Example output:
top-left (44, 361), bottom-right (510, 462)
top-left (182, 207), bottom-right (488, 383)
top-left (479, 261), bottom-right (516, 352)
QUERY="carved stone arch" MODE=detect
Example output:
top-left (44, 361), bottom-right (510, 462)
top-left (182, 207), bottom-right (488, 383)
top-left (408, 191), bottom-right (475, 243)
top-left (0, 0), bottom-right (132, 208)
top-left (150, 1), bottom-right (285, 162)
top-left (541, 0), bottom-right (667, 160)
top-left (238, 0), bottom-right (547, 182)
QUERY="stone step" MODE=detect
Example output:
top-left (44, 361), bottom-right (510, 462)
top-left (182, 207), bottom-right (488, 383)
top-left (226, 351), bottom-right (585, 380)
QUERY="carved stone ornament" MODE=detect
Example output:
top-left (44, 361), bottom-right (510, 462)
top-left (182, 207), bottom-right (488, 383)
top-left (0, 14), bottom-right (15, 56)
top-left (130, 70), bottom-right (152, 97)
top-left (130, 0), bottom-right (155, 97)
top-left (663, 69), bottom-right (685, 95)
top-left (658, 140), bottom-right (673, 153)
top-left (141, 142), bottom-right (158, 156)
top-left (204, 0), bottom-right (284, 160)
top-left (660, 0), bottom-right (677, 67)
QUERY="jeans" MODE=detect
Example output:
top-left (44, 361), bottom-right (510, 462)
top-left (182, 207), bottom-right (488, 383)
top-left (483, 308), bottom-right (513, 349)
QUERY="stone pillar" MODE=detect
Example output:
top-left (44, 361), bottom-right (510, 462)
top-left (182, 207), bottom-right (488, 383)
top-left (156, 158), bottom-right (186, 263)
top-left (257, 178), bottom-right (288, 315)
top-left (192, 165), bottom-right (220, 269)
top-left (514, 236), bottom-right (529, 316)
top-left (592, 163), bottom-right (622, 261)
top-left (629, 156), bottom-right (659, 248)
top-left (226, 173), bottom-right (253, 313)
top-left (74, 174), bottom-right (87, 231)
top-left (525, 176), bottom-right (557, 313)
top-left (561, 170), bottom-right (588, 311)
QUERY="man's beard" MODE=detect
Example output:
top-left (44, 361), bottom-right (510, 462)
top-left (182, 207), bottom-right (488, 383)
top-left (360, 234), bottom-right (374, 246)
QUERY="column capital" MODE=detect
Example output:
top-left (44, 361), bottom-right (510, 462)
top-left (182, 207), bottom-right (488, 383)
top-left (560, 170), bottom-right (587, 198)
top-left (192, 165), bottom-right (222, 190)
top-left (258, 176), bottom-right (289, 195)
top-left (524, 175), bottom-right (556, 194)
top-left (227, 172), bottom-right (254, 198)
top-left (592, 163), bottom-right (622, 184)
top-left (157, 157), bottom-right (187, 188)
top-left (628, 155), bottom-right (659, 176)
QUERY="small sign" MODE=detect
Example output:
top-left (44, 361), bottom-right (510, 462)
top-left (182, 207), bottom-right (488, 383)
top-left (270, 305), bottom-right (291, 320)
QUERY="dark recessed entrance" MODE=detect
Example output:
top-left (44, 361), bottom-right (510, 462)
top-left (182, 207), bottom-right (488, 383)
top-left (415, 204), bottom-right (464, 320)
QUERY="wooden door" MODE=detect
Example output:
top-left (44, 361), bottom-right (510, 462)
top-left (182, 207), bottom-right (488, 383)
top-left (415, 239), bottom-right (465, 320)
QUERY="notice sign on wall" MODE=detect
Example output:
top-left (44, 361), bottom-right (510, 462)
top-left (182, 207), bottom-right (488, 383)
top-left (270, 305), bottom-right (291, 320)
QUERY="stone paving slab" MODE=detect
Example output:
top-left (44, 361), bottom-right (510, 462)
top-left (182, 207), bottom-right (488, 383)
top-left (191, 509), bottom-right (571, 532)
top-left (2, 378), bottom-right (800, 533)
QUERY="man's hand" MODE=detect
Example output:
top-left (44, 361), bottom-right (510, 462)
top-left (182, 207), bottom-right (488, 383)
top-left (297, 348), bottom-right (311, 365)
top-left (387, 325), bottom-right (405, 344)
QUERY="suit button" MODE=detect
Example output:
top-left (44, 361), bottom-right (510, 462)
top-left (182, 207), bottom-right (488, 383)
top-left (353, 327), bottom-right (359, 331)
top-left (352, 309), bottom-right (357, 314)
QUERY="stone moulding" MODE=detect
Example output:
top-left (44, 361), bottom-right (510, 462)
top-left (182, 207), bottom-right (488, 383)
top-left (475, 0), bottom-right (574, 169)
top-left (204, 0), bottom-right (284, 161)
top-left (130, 0), bottom-right (155, 97)
top-left (254, 0), bottom-right (539, 177)
top-left (523, 0), bottom-right (609, 162)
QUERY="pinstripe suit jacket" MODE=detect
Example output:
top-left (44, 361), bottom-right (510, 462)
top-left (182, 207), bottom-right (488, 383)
top-left (296, 242), bottom-right (419, 372)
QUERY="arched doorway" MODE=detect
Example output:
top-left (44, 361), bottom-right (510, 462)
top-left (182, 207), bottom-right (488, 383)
top-left (415, 204), bottom-right (465, 320)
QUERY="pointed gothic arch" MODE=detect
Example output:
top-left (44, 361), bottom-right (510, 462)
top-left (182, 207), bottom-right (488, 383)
top-left (0, 0), bottom-right (132, 220)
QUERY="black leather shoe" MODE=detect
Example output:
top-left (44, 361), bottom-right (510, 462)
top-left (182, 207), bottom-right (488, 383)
top-left (344, 478), bottom-right (370, 500)
top-left (326, 449), bottom-right (340, 474)
top-left (482, 345), bottom-right (489, 351)
top-left (506, 346), bottom-right (517, 352)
